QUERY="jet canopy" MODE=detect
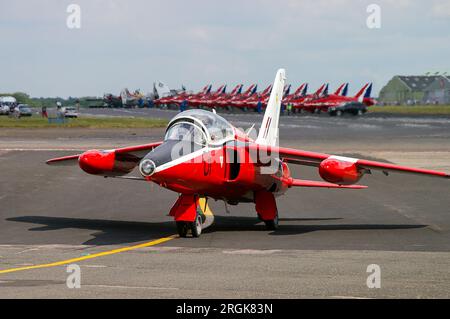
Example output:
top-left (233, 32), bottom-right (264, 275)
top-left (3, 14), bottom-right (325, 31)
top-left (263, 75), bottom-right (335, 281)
top-left (166, 109), bottom-right (235, 146)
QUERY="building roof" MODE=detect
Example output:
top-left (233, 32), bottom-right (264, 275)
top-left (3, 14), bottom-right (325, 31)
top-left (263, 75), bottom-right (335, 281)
top-left (397, 76), bottom-right (441, 91)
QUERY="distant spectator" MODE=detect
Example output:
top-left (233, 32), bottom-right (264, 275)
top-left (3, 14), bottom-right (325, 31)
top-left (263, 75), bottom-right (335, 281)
top-left (256, 100), bottom-right (262, 114)
top-left (138, 98), bottom-right (144, 108)
top-left (56, 101), bottom-right (63, 118)
top-left (180, 99), bottom-right (188, 112)
top-left (13, 105), bottom-right (21, 119)
top-left (75, 99), bottom-right (80, 112)
top-left (41, 106), bottom-right (48, 118)
top-left (287, 103), bottom-right (293, 115)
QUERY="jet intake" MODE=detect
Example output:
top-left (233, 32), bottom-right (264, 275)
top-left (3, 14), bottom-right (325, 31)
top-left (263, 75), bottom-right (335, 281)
top-left (319, 158), bottom-right (363, 185)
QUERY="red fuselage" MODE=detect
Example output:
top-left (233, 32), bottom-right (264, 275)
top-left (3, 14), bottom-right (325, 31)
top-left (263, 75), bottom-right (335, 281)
top-left (146, 140), bottom-right (291, 203)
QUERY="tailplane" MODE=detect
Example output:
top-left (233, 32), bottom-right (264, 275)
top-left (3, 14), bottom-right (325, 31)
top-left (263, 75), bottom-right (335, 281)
top-left (256, 69), bottom-right (286, 146)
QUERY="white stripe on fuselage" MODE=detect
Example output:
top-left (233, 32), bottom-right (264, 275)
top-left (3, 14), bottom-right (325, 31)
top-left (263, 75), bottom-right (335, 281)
top-left (154, 146), bottom-right (217, 173)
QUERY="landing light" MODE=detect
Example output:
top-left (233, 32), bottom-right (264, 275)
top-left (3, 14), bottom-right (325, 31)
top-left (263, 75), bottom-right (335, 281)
top-left (139, 159), bottom-right (156, 177)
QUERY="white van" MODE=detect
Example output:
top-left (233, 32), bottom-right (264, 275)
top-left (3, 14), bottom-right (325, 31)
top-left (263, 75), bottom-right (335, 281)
top-left (0, 96), bottom-right (17, 115)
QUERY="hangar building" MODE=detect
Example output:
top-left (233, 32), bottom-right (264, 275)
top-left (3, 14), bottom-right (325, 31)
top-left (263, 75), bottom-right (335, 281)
top-left (424, 76), bottom-right (450, 105)
top-left (378, 75), bottom-right (441, 105)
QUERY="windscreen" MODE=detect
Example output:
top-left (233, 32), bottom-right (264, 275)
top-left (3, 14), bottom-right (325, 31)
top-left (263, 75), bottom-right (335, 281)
top-left (171, 109), bottom-right (234, 144)
top-left (165, 122), bottom-right (206, 146)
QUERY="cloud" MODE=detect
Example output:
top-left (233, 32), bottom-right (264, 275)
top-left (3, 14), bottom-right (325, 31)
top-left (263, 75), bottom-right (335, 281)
top-left (0, 0), bottom-right (449, 97)
top-left (431, 0), bottom-right (450, 17)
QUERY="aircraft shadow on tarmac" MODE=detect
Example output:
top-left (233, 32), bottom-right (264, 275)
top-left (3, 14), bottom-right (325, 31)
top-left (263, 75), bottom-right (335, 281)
top-left (7, 215), bottom-right (426, 245)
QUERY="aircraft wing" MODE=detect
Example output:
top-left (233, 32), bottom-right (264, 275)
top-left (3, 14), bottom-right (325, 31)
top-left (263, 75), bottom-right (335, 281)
top-left (249, 144), bottom-right (450, 179)
top-left (46, 142), bottom-right (163, 175)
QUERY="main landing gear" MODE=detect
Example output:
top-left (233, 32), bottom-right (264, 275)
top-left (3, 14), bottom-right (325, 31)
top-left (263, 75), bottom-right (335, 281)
top-left (262, 211), bottom-right (279, 230)
top-left (254, 190), bottom-right (279, 231)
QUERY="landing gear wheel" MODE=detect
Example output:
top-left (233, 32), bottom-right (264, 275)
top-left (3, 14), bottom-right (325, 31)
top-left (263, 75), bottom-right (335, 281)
top-left (264, 212), bottom-right (279, 231)
top-left (189, 214), bottom-right (203, 238)
top-left (336, 110), bottom-right (343, 117)
top-left (176, 222), bottom-right (188, 238)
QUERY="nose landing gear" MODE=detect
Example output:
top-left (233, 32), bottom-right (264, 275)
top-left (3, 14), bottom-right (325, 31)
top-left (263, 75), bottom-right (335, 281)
top-left (176, 213), bottom-right (203, 238)
top-left (171, 195), bottom-right (214, 238)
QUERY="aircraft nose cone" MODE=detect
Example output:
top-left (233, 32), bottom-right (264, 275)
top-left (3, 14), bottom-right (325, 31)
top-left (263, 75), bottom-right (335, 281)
top-left (139, 159), bottom-right (156, 177)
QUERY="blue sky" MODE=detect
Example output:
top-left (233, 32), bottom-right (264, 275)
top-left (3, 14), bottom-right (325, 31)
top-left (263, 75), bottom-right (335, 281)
top-left (0, 0), bottom-right (449, 97)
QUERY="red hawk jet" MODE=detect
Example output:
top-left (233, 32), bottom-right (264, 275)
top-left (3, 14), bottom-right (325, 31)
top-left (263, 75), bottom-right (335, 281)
top-left (303, 83), bottom-right (375, 116)
top-left (47, 69), bottom-right (449, 238)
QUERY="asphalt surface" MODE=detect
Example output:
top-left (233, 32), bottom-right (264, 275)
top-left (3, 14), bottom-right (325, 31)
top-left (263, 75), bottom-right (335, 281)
top-left (0, 110), bottom-right (449, 298)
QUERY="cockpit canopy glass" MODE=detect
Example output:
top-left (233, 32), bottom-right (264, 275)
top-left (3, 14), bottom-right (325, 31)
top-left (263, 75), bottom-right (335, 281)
top-left (165, 122), bottom-right (206, 146)
top-left (169, 109), bottom-right (234, 144)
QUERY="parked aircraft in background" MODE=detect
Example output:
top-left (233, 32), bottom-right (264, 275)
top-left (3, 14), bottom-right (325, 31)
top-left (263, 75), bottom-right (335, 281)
top-left (302, 83), bottom-right (374, 116)
top-left (155, 85), bottom-right (212, 107)
top-left (221, 84), bottom-right (259, 110)
top-left (188, 85), bottom-right (227, 108)
top-left (290, 83), bottom-right (327, 112)
top-left (203, 84), bottom-right (243, 108)
top-left (283, 83), bottom-right (308, 105)
top-left (233, 84), bottom-right (272, 110)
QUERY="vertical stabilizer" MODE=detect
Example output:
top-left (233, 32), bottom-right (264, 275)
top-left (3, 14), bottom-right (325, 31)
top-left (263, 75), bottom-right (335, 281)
top-left (256, 69), bottom-right (286, 146)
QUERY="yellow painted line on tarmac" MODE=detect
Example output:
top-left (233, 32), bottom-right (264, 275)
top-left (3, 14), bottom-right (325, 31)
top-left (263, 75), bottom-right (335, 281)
top-left (0, 235), bottom-right (177, 275)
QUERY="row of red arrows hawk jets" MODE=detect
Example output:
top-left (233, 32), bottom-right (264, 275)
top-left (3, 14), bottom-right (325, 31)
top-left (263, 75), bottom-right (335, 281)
top-left (154, 80), bottom-right (376, 116)
top-left (48, 69), bottom-right (449, 238)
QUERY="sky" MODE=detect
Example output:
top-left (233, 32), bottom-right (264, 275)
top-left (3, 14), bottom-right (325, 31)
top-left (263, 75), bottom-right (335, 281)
top-left (0, 0), bottom-right (449, 98)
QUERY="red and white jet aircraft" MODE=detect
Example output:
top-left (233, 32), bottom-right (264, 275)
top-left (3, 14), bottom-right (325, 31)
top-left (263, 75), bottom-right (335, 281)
top-left (47, 69), bottom-right (449, 238)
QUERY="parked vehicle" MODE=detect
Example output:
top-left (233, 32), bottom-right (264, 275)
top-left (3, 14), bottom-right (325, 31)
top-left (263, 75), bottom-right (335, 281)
top-left (0, 104), bottom-right (10, 115)
top-left (16, 104), bottom-right (33, 117)
top-left (328, 102), bottom-right (367, 116)
top-left (0, 96), bottom-right (17, 115)
top-left (62, 106), bottom-right (78, 118)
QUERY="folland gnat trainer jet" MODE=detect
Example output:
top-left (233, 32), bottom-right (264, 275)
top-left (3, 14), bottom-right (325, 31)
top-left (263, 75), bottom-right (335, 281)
top-left (47, 69), bottom-right (450, 238)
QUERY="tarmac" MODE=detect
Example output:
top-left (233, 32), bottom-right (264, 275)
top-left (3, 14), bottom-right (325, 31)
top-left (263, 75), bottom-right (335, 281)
top-left (0, 109), bottom-right (449, 298)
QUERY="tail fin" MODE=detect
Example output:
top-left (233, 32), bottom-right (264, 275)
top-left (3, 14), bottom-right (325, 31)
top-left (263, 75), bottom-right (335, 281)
top-left (354, 83), bottom-right (369, 99)
top-left (250, 84), bottom-right (258, 95)
top-left (284, 84), bottom-right (291, 96)
top-left (201, 85), bottom-right (209, 94)
top-left (256, 69), bottom-right (286, 146)
top-left (301, 83), bottom-right (308, 96)
top-left (321, 83), bottom-right (329, 97)
top-left (314, 84), bottom-right (326, 96)
top-left (293, 83), bottom-right (306, 97)
top-left (357, 83), bottom-right (372, 103)
top-left (154, 81), bottom-right (172, 98)
top-left (333, 83), bottom-right (346, 96)
top-left (215, 85), bottom-right (225, 94)
top-left (363, 83), bottom-right (372, 98)
top-left (230, 84), bottom-right (242, 96)
top-left (341, 83), bottom-right (349, 97)
top-left (261, 85), bottom-right (272, 96)
top-left (243, 84), bottom-right (255, 95)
